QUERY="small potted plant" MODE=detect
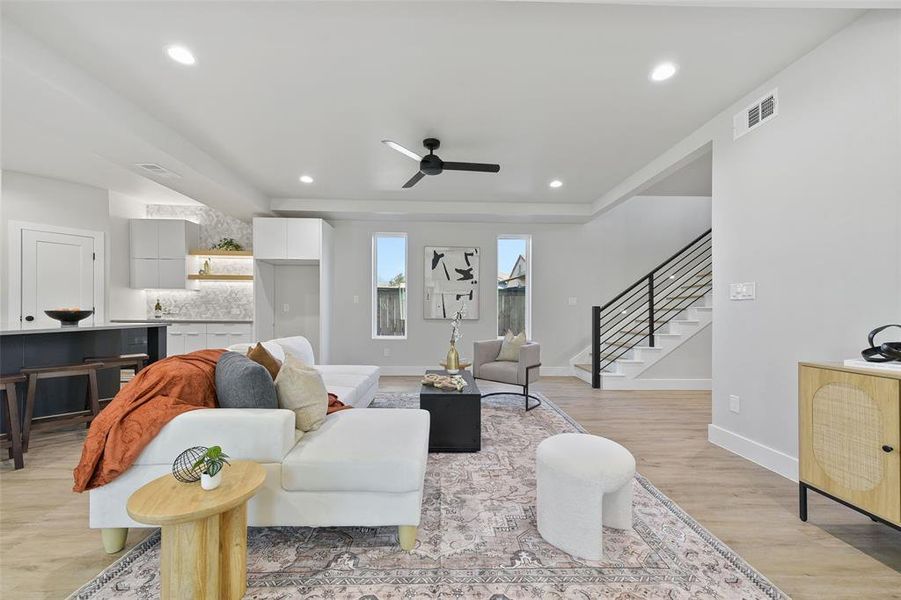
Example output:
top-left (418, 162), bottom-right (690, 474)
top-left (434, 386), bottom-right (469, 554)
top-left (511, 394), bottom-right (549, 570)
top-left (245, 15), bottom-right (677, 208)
top-left (192, 446), bottom-right (230, 490)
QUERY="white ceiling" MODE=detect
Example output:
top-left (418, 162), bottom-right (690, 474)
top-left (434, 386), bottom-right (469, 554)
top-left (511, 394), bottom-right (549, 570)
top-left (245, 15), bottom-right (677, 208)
top-left (1, 2), bottom-right (861, 219)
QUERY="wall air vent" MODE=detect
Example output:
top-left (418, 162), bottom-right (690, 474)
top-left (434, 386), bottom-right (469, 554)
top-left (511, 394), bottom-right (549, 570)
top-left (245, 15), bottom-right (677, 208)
top-left (134, 163), bottom-right (181, 178)
top-left (733, 89), bottom-right (778, 140)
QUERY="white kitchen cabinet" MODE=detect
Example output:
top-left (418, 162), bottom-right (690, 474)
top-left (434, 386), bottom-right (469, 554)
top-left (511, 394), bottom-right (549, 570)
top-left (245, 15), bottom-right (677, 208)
top-left (130, 220), bottom-right (159, 258)
top-left (130, 259), bottom-right (159, 289)
top-left (165, 323), bottom-right (253, 356)
top-left (252, 218), bottom-right (288, 260)
top-left (158, 221), bottom-right (190, 259)
top-left (286, 219), bottom-right (321, 260)
top-left (158, 259), bottom-right (187, 289)
top-left (253, 218), bottom-right (321, 261)
top-left (166, 324), bottom-right (188, 356)
top-left (129, 219), bottom-right (199, 289)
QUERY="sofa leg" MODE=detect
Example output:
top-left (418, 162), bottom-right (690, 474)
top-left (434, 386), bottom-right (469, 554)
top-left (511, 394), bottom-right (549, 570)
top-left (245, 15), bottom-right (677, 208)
top-left (398, 525), bottom-right (417, 551)
top-left (101, 527), bottom-right (128, 554)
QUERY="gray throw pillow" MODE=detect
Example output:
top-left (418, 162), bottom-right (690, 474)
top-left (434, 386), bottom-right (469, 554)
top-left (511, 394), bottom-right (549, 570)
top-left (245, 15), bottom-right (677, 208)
top-left (215, 351), bottom-right (278, 409)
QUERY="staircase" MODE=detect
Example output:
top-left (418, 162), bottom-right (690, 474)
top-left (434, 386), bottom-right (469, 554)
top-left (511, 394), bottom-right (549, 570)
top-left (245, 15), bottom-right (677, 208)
top-left (572, 229), bottom-right (712, 389)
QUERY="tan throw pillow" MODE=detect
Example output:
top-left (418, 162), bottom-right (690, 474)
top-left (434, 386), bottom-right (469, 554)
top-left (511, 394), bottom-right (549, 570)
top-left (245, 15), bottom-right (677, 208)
top-left (247, 342), bottom-right (282, 380)
top-left (496, 330), bottom-right (526, 362)
top-left (274, 353), bottom-right (328, 432)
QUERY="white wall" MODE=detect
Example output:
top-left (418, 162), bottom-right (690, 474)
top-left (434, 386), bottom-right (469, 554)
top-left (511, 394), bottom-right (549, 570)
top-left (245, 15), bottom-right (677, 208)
top-left (108, 191), bottom-right (146, 319)
top-left (614, 12), bottom-right (900, 479)
top-left (710, 12), bottom-right (901, 479)
top-left (1, 170), bottom-right (112, 318)
top-left (329, 195), bottom-right (711, 371)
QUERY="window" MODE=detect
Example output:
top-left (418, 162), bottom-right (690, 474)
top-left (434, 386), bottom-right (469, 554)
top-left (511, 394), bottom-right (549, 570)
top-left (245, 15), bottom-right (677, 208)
top-left (497, 235), bottom-right (530, 338)
top-left (373, 233), bottom-right (407, 338)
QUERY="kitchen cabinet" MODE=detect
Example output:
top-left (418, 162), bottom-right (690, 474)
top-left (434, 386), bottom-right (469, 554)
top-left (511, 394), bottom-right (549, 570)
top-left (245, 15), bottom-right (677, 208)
top-left (129, 219), bottom-right (199, 289)
top-left (252, 218), bottom-right (321, 261)
top-left (165, 323), bottom-right (253, 357)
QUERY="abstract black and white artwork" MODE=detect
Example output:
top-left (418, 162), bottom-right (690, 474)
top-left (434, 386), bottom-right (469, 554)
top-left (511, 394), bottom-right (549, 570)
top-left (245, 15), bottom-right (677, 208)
top-left (424, 246), bottom-right (479, 319)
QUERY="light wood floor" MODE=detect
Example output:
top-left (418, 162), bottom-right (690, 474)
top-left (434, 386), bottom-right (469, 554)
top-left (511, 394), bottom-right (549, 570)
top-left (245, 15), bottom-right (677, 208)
top-left (1, 376), bottom-right (899, 599)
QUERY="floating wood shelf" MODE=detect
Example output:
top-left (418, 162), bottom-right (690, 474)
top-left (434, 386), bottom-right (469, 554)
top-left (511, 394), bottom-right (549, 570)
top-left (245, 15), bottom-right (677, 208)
top-left (188, 249), bottom-right (253, 257)
top-left (187, 274), bottom-right (253, 281)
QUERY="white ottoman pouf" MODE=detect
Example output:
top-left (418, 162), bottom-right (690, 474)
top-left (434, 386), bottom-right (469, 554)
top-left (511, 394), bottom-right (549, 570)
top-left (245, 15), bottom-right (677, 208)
top-left (536, 433), bottom-right (636, 560)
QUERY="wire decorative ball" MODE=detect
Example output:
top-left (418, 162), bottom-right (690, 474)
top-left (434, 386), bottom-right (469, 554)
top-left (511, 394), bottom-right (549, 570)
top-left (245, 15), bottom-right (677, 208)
top-left (172, 446), bottom-right (209, 483)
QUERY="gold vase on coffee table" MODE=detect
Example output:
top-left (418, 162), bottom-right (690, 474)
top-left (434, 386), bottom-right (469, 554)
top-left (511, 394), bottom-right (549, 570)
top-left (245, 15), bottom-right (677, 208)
top-left (445, 341), bottom-right (460, 374)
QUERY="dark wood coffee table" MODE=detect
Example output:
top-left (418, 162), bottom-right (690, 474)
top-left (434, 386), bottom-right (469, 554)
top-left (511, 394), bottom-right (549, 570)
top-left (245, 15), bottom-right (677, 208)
top-left (419, 369), bottom-right (481, 452)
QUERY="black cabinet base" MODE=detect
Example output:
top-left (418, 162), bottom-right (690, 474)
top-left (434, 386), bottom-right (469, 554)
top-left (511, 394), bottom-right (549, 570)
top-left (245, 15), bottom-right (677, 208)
top-left (799, 481), bottom-right (901, 531)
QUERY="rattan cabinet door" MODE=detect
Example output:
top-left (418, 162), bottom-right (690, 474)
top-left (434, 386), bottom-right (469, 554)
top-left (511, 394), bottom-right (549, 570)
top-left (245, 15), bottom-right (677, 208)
top-left (799, 366), bottom-right (900, 524)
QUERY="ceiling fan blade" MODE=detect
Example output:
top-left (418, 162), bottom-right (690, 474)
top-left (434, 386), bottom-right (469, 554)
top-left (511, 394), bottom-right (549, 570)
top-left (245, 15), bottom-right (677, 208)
top-left (381, 139), bottom-right (422, 161)
top-left (442, 161), bottom-right (501, 173)
top-left (402, 171), bottom-right (425, 188)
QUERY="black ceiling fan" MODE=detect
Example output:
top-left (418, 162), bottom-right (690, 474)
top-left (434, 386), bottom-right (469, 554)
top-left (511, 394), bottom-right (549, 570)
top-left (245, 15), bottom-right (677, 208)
top-left (381, 138), bottom-right (500, 188)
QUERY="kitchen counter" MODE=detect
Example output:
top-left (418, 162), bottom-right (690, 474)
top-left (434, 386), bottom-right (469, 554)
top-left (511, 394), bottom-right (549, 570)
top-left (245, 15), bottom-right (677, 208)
top-left (0, 321), bottom-right (168, 336)
top-left (111, 319), bottom-right (253, 324)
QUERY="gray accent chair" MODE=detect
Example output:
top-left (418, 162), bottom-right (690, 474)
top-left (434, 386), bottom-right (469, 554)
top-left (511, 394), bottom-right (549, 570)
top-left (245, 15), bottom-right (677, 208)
top-left (472, 339), bottom-right (541, 411)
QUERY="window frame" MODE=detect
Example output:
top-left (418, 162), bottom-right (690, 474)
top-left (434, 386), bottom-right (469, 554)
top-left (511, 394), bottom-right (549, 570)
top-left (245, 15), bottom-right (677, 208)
top-left (496, 234), bottom-right (532, 340)
top-left (372, 232), bottom-right (408, 340)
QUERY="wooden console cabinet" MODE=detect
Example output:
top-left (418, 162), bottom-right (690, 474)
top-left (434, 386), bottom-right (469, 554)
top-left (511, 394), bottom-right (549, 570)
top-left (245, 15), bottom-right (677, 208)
top-left (799, 362), bottom-right (900, 529)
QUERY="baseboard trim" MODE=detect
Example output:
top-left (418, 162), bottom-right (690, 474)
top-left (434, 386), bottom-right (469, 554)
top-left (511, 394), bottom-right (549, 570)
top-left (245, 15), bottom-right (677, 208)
top-left (603, 378), bottom-right (712, 390)
top-left (708, 424), bottom-right (799, 481)
top-left (377, 365), bottom-right (574, 377)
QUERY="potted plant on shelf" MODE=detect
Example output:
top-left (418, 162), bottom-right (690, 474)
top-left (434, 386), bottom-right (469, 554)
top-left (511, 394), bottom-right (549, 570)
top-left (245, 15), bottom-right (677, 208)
top-left (192, 446), bottom-right (231, 490)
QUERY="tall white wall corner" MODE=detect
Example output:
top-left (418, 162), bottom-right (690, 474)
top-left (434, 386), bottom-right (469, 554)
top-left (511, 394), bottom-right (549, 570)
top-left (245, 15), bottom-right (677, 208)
top-left (707, 424), bottom-right (799, 482)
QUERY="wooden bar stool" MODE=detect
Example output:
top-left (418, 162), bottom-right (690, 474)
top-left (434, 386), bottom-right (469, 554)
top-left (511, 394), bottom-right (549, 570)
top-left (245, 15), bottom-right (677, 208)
top-left (21, 362), bottom-right (103, 452)
top-left (85, 353), bottom-right (149, 404)
top-left (1, 374), bottom-right (26, 470)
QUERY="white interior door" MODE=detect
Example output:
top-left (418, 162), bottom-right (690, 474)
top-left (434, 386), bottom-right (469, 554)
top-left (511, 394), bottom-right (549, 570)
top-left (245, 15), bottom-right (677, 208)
top-left (21, 229), bottom-right (95, 327)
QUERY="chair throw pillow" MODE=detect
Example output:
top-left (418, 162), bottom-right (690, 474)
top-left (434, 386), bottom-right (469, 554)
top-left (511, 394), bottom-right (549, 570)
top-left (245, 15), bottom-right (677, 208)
top-left (215, 351), bottom-right (279, 409)
top-left (274, 352), bottom-right (329, 432)
top-left (247, 342), bottom-right (282, 380)
top-left (496, 330), bottom-right (527, 362)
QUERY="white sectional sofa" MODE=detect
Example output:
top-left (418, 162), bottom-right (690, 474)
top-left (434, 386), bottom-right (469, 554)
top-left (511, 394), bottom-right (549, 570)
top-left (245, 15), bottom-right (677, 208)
top-left (90, 336), bottom-right (430, 554)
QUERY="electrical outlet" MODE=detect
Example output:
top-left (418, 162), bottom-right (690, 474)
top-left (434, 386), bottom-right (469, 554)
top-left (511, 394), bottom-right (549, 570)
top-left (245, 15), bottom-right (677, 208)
top-left (729, 394), bottom-right (741, 413)
top-left (353, 295), bottom-right (360, 304)
top-left (568, 297), bottom-right (578, 306)
top-left (383, 347), bottom-right (391, 357)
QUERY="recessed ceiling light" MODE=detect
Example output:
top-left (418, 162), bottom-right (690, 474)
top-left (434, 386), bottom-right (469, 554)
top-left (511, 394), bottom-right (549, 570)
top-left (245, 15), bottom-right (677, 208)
top-left (166, 45), bottom-right (196, 66)
top-left (549, 179), bottom-right (563, 188)
top-left (650, 62), bottom-right (677, 82)
top-left (299, 175), bottom-right (314, 184)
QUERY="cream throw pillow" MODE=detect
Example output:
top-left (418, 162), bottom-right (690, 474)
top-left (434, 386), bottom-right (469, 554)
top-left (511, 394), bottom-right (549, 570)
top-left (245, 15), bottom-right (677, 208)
top-left (274, 353), bottom-right (328, 432)
top-left (497, 330), bottom-right (527, 362)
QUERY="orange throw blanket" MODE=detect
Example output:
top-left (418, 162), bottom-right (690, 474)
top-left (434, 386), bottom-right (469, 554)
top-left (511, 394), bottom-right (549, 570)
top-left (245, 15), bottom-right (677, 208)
top-left (73, 349), bottom-right (224, 492)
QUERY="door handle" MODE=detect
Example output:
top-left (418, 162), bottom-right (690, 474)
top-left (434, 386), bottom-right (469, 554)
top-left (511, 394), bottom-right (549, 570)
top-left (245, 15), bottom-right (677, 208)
top-left (24, 315), bottom-right (34, 322)
top-left (882, 445), bottom-right (894, 453)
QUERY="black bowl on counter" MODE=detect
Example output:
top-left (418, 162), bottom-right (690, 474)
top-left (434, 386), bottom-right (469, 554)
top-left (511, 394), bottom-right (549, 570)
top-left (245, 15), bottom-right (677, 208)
top-left (44, 309), bottom-right (94, 326)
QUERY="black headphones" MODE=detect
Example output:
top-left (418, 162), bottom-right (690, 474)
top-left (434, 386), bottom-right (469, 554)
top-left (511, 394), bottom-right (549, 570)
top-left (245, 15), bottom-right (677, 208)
top-left (861, 324), bottom-right (901, 363)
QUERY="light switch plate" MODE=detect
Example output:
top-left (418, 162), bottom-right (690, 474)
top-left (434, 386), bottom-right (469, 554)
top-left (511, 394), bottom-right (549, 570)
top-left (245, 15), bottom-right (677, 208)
top-left (729, 282), bottom-right (756, 300)
top-left (568, 297), bottom-right (578, 306)
top-left (353, 295), bottom-right (360, 304)
top-left (729, 394), bottom-right (741, 413)
top-left (383, 347), bottom-right (391, 357)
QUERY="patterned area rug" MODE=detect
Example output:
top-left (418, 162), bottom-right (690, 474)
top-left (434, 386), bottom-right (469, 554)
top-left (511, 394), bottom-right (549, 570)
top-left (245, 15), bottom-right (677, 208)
top-left (72, 392), bottom-right (788, 599)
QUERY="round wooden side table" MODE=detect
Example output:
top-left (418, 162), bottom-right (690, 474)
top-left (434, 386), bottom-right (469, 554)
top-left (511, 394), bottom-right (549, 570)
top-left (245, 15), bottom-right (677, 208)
top-left (127, 460), bottom-right (266, 600)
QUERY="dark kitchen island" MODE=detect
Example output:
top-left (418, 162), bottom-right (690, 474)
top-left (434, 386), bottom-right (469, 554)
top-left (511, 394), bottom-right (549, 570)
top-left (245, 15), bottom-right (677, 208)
top-left (0, 321), bottom-right (168, 429)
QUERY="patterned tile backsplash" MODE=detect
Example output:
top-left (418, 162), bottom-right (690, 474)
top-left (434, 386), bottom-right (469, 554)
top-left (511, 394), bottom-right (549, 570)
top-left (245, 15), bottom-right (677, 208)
top-left (144, 204), bottom-right (254, 320)
top-left (146, 203), bottom-right (252, 250)
top-left (146, 284), bottom-right (254, 321)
